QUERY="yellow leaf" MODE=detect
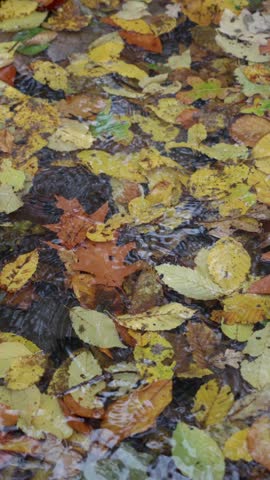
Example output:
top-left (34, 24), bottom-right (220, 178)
top-left (132, 114), bottom-right (179, 143)
top-left (78, 149), bottom-right (145, 182)
top-left (150, 15), bottom-right (177, 36)
top-left (177, 362), bottom-right (212, 379)
top-left (106, 60), bottom-right (147, 80)
top-left (6, 352), bottom-right (46, 390)
top-left (0, 41), bottom-right (17, 68)
top-left (0, 342), bottom-right (32, 377)
top-left (117, 303), bottom-right (195, 331)
top-left (14, 98), bottom-right (59, 135)
top-left (133, 332), bottom-right (175, 381)
top-left (207, 237), bottom-right (251, 293)
top-left (0, 249), bottom-right (39, 293)
top-left (0, 0), bottom-right (37, 20)
top-left (110, 15), bottom-right (153, 34)
top-left (48, 119), bottom-right (93, 152)
top-left (31, 61), bottom-right (69, 92)
top-left (0, 159), bottom-right (25, 192)
top-left (253, 133), bottom-right (270, 174)
top-left (180, 0), bottom-right (248, 26)
top-left (224, 429), bottom-right (253, 461)
top-left (31, 394), bottom-right (73, 439)
top-left (0, 184), bottom-right (23, 214)
top-left (88, 32), bottom-right (124, 63)
top-left (222, 294), bottom-right (270, 325)
top-left (192, 379), bottom-right (234, 426)
top-left (221, 323), bottom-right (254, 342)
top-left (0, 11), bottom-right (47, 31)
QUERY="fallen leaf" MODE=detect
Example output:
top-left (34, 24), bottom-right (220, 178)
top-left (172, 422), bottom-right (225, 480)
top-left (247, 417), bottom-right (270, 470)
top-left (101, 380), bottom-right (172, 441)
top-left (43, 0), bottom-right (91, 31)
top-left (70, 307), bottom-right (125, 348)
top-left (0, 249), bottom-right (39, 293)
top-left (192, 379), bottom-right (234, 426)
top-left (224, 429), bottom-right (252, 462)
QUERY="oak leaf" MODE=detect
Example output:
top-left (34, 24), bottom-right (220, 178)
top-left (101, 380), bottom-right (172, 441)
top-left (73, 237), bottom-right (142, 287)
top-left (46, 198), bottom-right (109, 249)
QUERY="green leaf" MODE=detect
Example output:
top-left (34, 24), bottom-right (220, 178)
top-left (116, 302), bottom-right (195, 331)
top-left (70, 306), bottom-right (125, 348)
top-left (17, 43), bottom-right (49, 56)
top-left (156, 264), bottom-right (223, 301)
top-left (172, 422), bottom-right (225, 480)
top-left (90, 112), bottom-right (131, 142)
top-left (235, 67), bottom-right (270, 98)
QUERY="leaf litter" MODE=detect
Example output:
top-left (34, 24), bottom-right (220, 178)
top-left (0, 0), bottom-right (270, 479)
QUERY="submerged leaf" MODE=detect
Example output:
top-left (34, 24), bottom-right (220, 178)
top-left (172, 422), bottom-right (225, 480)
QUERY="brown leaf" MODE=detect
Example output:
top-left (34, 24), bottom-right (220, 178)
top-left (247, 417), bottom-right (270, 470)
top-left (43, 0), bottom-right (91, 32)
top-left (63, 394), bottom-right (104, 419)
top-left (73, 237), bottom-right (142, 287)
top-left (101, 380), bottom-right (172, 441)
top-left (248, 275), bottom-right (270, 294)
top-left (230, 115), bottom-right (270, 147)
top-left (0, 404), bottom-right (18, 427)
top-left (57, 94), bottom-right (108, 120)
top-left (46, 198), bottom-right (109, 249)
top-left (186, 322), bottom-right (219, 368)
top-left (0, 130), bottom-right (14, 154)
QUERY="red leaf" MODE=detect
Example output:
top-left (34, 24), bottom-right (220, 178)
top-left (119, 31), bottom-right (162, 53)
top-left (0, 66), bottom-right (16, 87)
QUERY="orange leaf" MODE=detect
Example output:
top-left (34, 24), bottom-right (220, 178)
top-left (247, 417), bottom-right (270, 470)
top-left (230, 115), bottom-right (270, 147)
top-left (63, 394), bottom-right (104, 419)
top-left (0, 404), bottom-right (18, 428)
top-left (0, 66), bottom-right (16, 87)
top-left (101, 380), bottom-right (172, 441)
top-left (73, 237), bottom-right (142, 287)
top-left (248, 275), bottom-right (270, 294)
top-left (119, 31), bottom-right (162, 53)
top-left (46, 198), bottom-right (109, 249)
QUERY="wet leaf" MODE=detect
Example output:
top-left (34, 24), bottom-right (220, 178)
top-left (6, 351), bottom-right (46, 390)
top-left (31, 60), bottom-right (69, 91)
top-left (70, 307), bottom-right (125, 348)
top-left (73, 238), bottom-right (142, 288)
top-left (224, 429), bottom-right (252, 462)
top-left (31, 394), bottom-right (73, 439)
top-left (241, 324), bottom-right (270, 389)
top-left (156, 263), bottom-right (223, 301)
top-left (186, 322), bottom-right (219, 368)
top-left (116, 303), bottom-right (195, 331)
top-left (172, 422), bottom-right (225, 480)
top-left (207, 237), bottom-right (251, 293)
top-left (0, 250), bottom-right (39, 293)
top-left (192, 379), bottom-right (234, 426)
top-left (43, 0), bottom-right (91, 31)
top-left (133, 332), bottom-right (175, 381)
top-left (0, 11), bottom-right (48, 31)
top-left (247, 417), bottom-right (270, 470)
top-left (101, 380), bottom-right (172, 441)
top-left (48, 118), bottom-right (93, 151)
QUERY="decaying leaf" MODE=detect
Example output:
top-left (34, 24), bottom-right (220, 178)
top-left (116, 302), bottom-right (195, 331)
top-left (101, 380), bottom-right (172, 441)
top-left (43, 0), bottom-right (91, 31)
top-left (0, 250), bottom-right (39, 293)
top-left (247, 417), bottom-right (270, 470)
top-left (192, 379), bottom-right (234, 426)
top-left (133, 332), bottom-right (175, 381)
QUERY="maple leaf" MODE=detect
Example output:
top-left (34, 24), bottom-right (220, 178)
top-left (46, 197), bottom-right (109, 249)
top-left (73, 237), bottom-right (142, 287)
